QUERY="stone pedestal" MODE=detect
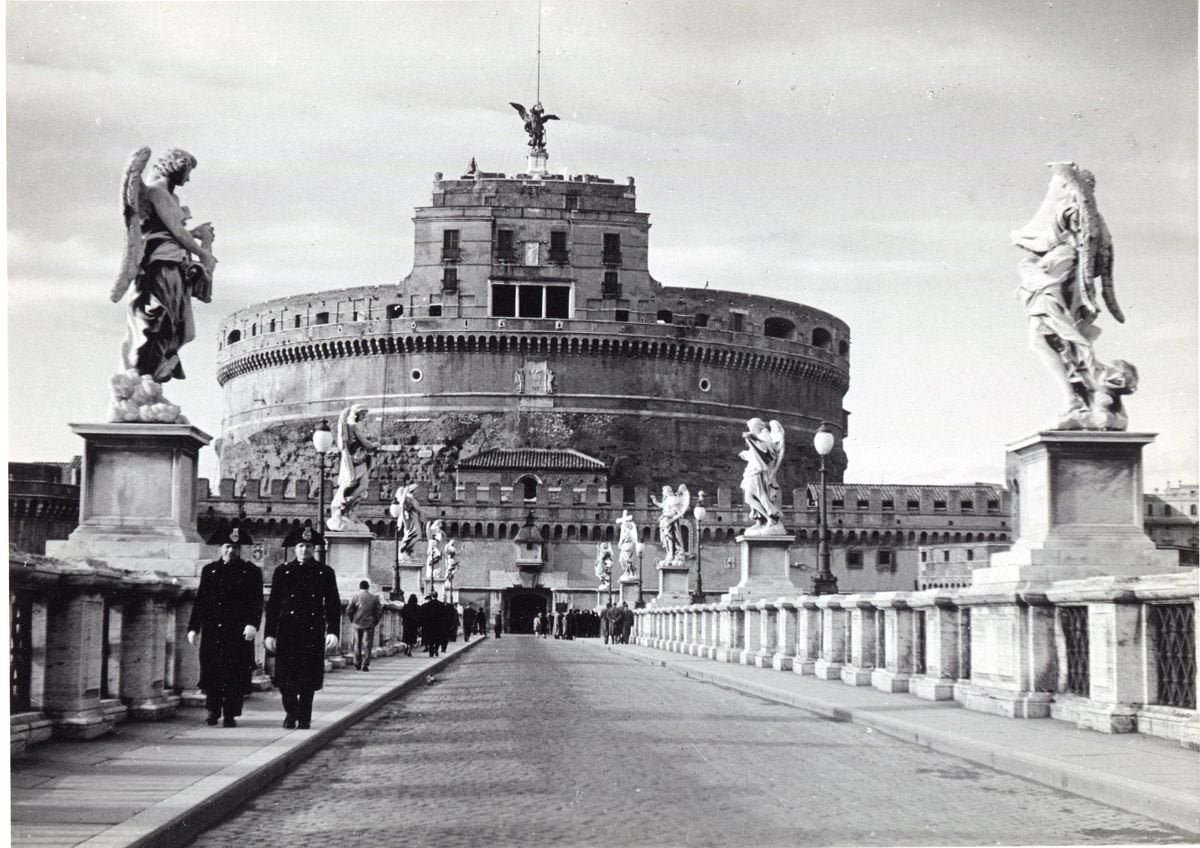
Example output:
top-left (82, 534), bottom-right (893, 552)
top-left (980, 431), bottom-right (1179, 583)
top-left (394, 560), bottom-right (425, 599)
top-left (619, 576), bottom-right (641, 606)
top-left (723, 534), bottom-right (796, 603)
top-left (120, 577), bottom-right (182, 719)
top-left (955, 597), bottom-right (1056, 718)
top-left (326, 529), bottom-right (375, 595)
top-left (652, 564), bottom-right (691, 606)
top-left (46, 424), bottom-right (214, 577)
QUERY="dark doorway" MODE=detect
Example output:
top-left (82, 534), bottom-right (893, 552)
top-left (505, 589), bottom-right (550, 634)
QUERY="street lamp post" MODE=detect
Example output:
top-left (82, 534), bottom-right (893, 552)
top-left (311, 420), bottom-right (334, 561)
top-left (388, 498), bottom-right (402, 600)
top-left (692, 490), bottom-right (707, 605)
top-left (811, 422), bottom-right (838, 595)
top-left (635, 541), bottom-right (645, 607)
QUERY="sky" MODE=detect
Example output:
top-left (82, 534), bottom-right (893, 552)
top-left (6, 0), bottom-right (1197, 489)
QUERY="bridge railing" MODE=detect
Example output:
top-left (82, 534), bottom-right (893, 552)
top-left (632, 572), bottom-right (1197, 747)
top-left (10, 551), bottom-right (406, 757)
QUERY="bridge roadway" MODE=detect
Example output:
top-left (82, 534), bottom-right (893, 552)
top-left (189, 636), bottom-right (1192, 848)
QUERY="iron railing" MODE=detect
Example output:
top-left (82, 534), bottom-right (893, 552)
top-left (1151, 603), bottom-right (1196, 709)
top-left (10, 591), bottom-right (33, 713)
top-left (915, 611), bottom-right (927, 676)
top-left (1061, 606), bottom-right (1090, 696)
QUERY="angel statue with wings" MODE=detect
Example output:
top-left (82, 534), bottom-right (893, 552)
top-left (424, 519), bottom-right (446, 585)
top-left (740, 418), bottom-right (787, 535)
top-left (615, 510), bottom-right (639, 578)
top-left (1012, 163), bottom-right (1137, 431)
top-left (651, 484), bottom-right (690, 568)
top-left (594, 541), bottom-right (614, 588)
top-left (109, 147), bottom-right (217, 423)
top-left (510, 101), bottom-right (558, 151)
top-left (443, 539), bottom-right (459, 586)
top-left (327, 405), bottom-right (380, 531)
top-left (390, 484), bottom-right (425, 561)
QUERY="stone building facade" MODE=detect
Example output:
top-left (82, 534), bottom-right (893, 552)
top-left (1145, 483), bottom-right (1199, 566)
top-left (8, 460), bottom-right (81, 554)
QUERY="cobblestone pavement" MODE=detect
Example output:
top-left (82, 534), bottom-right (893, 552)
top-left (191, 637), bottom-right (1193, 848)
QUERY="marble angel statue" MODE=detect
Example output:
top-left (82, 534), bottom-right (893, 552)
top-left (391, 484), bottom-right (424, 560)
top-left (109, 147), bottom-right (217, 424)
top-left (740, 418), bottom-right (786, 535)
top-left (328, 405), bottom-right (380, 531)
top-left (615, 510), bottom-right (639, 578)
top-left (595, 541), bottom-right (614, 588)
top-left (425, 519), bottom-right (446, 584)
top-left (651, 484), bottom-right (690, 567)
top-left (1012, 162), bottom-right (1136, 430)
top-left (443, 539), bottom-right (459, 585)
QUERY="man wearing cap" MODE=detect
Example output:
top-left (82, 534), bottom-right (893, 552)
top-left (346, 580), bottom-right (384, 671)
top-left (420, 591), bottom-right (446, 657)
top-left (187, 525), bottom-right (264, 728)
top-left (264, 524), bottom-right (341, 729)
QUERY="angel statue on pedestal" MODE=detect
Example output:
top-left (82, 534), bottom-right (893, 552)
top-left (391, 484), bottom-right (424, 561)
top-left (616, 510), bottom-right (639, 578)
top-left (424, 519), bottom-right (446, 586)
top-left (595, 541), bottom-right (614, 588)
top-left (327, 405), bottom-right (380, 532)
top-left (1012, 163), bottom-right (1137, 430)
top-left (109, 147), bottom-right (217, 424)
top-left (740, 418), bottom-right (787, 535)
top-left (651, 484), bottom-right (690, 568)
top-left (443, 539), bottom-right (459, 585)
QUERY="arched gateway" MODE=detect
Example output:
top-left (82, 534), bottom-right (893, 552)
top-left (503, 587), bottom-right (551, 634)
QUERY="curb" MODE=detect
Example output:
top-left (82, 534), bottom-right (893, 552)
top-left (80, 638), bottom-right (486, 848)
top-left (599, 643), bottom-right (1200, 835)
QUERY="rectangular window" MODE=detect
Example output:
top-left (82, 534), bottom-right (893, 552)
top-left (428, 304), bottom-right (442, 317)
top-left (491, 284), bottom-right (517, 317)
top-left (987, 499), bottom-right (1000, 513)
top-left (602, 271), bottom-right (620, 298)
top-left (442, 267), bottom-right (458, 292)
top-left (847, 550), bottom-right (863, 569)
top-left (920, 551), bottom-right (927, 563)
top-left (967, 550), bottom-right (975, 561)
top-left (550, 231), bottom-right (568, 262)
top-left (385, 304), bottom-right (403, 319)
top-left (545, 286), bottom-right (571, 319)
top-left (294, 314), bottom-right (303, 328)
top-left (496, 229), bottom-right (515, 262)
top-left (565, 194), bottom-right (578, 211)
top-left (603, 232), bottom-right (621, 265)
top-left (269, 319), bottom-right (277, 333)
top-left (942, 550), bottom-right (950, 562)
top-left (442, 229), bottom-right (460, 261)
top-left (729, 311), bottom-right (745, 332)
top-left (857, 498), bottom-right (870, 510)
top-left (694, 313), bottom-right (709, 327)
top-left (831, 498), bottom-right (844, 510)
top-left (961, 499), bottom-right (975, 512)
top-left (876, 550), bottom-right (893, 569)
top-left (614, 309), bottom-right (630, 322)
top-left (518, 285), bottom-right (542, 318)
top-left (907, 499), bottom-right (920, 512)
top-left (934, 499), bottom-right (947, 512)
top-left (314, 311), bottom-right (330, 325)
top-left (882, 499), bottom-right (894, 511)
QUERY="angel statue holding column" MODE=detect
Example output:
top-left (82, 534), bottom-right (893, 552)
top-left (740, 418), bottom-right (787, 535)
top-left (616, 510), bottom-right (639, 578)
top-left (109, 147), bottom-right (217, 424)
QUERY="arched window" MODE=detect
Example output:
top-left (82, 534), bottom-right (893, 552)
top-left (567, 526), bottom-right (577, 541)
top-left (811, 327), bottom-right (832, 349)
top-left (519, 476), bottom-right (538, 501)
top-left (498, 523), bottom-right (508, 540)
top-left (226, 330), bottom-right (242, 345)
top-left (655, 310), bottom-right (673, 324)
top-left (486, 522), bottom-right (495, 539)
top-left (763, 317), bottom-right (796, 339)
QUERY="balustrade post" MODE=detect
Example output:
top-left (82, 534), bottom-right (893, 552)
top-left (871, 593), bottom-right (913, 693)
top-left (753, 600), bottom-right (778, 668)
top-left (911, 592), bottom-right (960, 701)
top-left (841, 596), bottom-right (876, 686)
top-left (715, 603), bottom-right (741, 663)
top-left (814, 596), bottom-right (846, 679)
top-left (794, 597), bottom-right (821, 675)
top-left (955, 590), bottom-right (1056, 719)
top-left (740, 602), bottom-right (763, 665)
top-left (119, 575), bottom-right (183, 719)
top-left (772, 598), bottom-right (797, 671)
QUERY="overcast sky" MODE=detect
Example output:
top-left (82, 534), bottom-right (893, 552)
top-left (6, 0), bottom-right (1197, 489)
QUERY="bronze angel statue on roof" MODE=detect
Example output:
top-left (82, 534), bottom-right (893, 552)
top-left (1012, 163), bottom-right (1136, 430)
top-left (510, 101), bottom-right (558, 151)
top-left (109, 147), bottom-right (217, 423)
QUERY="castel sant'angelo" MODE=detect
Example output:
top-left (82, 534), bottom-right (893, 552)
top-left (204, 105), bottom-right (1010, 628)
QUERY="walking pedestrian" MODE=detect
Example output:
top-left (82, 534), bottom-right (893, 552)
top-left (620, 601), bottom-right (635, 644)
top-left (493, 611), bottom-right (503, 638)
top-left (346, 580), bottom-right (384, 671)
top-left (187, 524), bottom-right (263, 728)
top-left (264, 524), bottom-right (341, 730)
top-left (604, 602), bottom-right (623, 645)
top-left (400, 593), bottom-right (421, 656)
top-left (421, 591), bottom-right (446, 656)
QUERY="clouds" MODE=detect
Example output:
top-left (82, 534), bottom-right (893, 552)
top-left (6, 0), bottom-right (1196, 487)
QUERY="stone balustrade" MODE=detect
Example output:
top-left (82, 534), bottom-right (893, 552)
top-left (633, 571), bottom-right (1198, 748)
top-left (9, 551), bottom-right (406, 757)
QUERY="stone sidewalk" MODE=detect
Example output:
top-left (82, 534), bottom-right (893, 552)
top-left (588, 640), bottom-right (1200, 835)
top-left (10, 638), bottom-right (485, 848)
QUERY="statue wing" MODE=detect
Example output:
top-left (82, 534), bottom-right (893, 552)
top-left (676, 485), bottom-right (690, 517)
top-left (542, 114), bottom-right (560, 122)
top-left (1095, 217), bottom-right (1124, 323)
top-left (767, 421), bottom-right (787, 471)
top-left (112, 146), bottom-right (152, 303)
top-left (510, 102), bottom-right (529, 120)
top-left (336, 407), bottom-right (352, 450)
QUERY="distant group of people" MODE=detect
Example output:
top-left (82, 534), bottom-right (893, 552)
top-left (601, 602), bottom-right (635, 644)
top-left (527, 603), bottom-right (634, 643)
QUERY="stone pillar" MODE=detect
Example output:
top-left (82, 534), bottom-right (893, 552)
top-left (619, 575), bottom-right (641, 607)
top-left (772, 599), bottom-right (797, 671)
top-left (794, 598), bottom-right (822, 676)
top-left (326, 529), bottom-right (375, 596)
top-left (739, 603), bottom-right (763, 665)
top-left (814, 597), bottom-right (846, 679)
top-left (42, 566), bottom-right (124, 739)
top-left (841, 596), bottom-right (876, 686)
top-left (910, 593), bottom-right (960, 701)
top-left (119, 575), bottom-right (182, 719)
top-left (715, 603), bottom-right (744, 663)
top-left (654, 564), bottom-right (691, 607)
top-left (871, 593), bottom-right (913, 693)
top-left (955, 590), bottom-right (1057, 718)
top-left (395, 561), bottom-right (425, 600)
top-left (754, 600), bottom-right (779, 668)
top-left (724, 534), bottom-right (797, 603)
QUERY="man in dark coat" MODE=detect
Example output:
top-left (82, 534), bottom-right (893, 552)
top-left (604, 603), bottom-right (624, 645)
top-left (620, 601), bottom-right (635, 644)
top-left (187, 524), bottom-right (263, 727)
top-left (264, 525), bottom-right (341, 730)
top-left (420, 591), bottom-right (446, 656)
